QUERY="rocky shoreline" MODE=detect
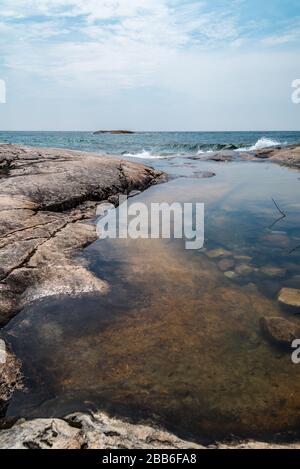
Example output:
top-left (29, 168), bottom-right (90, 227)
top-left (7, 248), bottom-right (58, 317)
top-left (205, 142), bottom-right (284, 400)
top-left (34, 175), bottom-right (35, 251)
top-left (254, 144), bottom-right (300, 167)
top-left (1, 143), bottom-right (300, 449)
top-left (0, 144), bottom-right (165, 327)
top-left (201, 143), bottom-right (300, 168)
top-left (1, 411), bottom-right (300, 449)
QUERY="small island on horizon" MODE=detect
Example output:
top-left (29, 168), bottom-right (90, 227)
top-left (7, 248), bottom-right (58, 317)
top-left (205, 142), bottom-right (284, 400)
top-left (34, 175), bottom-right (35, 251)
top-left (93, 130), bottom-right (135, 135)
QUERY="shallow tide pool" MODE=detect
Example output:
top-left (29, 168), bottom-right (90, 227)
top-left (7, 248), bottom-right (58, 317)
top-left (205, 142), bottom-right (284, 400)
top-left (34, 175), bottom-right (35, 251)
top-left (2, 159), bottom-right (300, 443)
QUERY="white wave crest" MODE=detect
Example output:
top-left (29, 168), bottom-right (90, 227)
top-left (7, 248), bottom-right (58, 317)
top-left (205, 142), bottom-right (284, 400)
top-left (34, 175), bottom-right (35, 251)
top-left (123, 149), bottom-right (163, 159)
top-left (249, 137), bottom-right (282, 150)
top-left (238, 137), bottom-right (282, 152)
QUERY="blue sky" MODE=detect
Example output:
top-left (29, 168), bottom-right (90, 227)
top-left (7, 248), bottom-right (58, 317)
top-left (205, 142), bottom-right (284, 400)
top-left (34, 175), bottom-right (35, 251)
top-left (0, 0), bottom-right (299, 130)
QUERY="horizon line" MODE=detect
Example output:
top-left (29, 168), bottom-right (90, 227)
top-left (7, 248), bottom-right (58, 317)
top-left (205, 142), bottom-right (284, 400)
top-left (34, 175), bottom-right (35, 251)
top-left (1, 129), bottom-right (300, 133)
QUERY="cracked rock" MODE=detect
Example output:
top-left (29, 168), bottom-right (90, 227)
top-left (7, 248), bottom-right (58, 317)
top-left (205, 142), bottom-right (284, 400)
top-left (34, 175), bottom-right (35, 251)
top-left (0, 145), bottom-right (165, 326)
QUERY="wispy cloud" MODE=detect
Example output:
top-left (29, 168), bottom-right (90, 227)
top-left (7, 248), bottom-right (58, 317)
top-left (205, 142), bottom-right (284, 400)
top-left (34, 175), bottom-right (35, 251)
top-left (0, 1), bottom-right (299, 130)
top-left (0, 0), bottom-right (243, 92)
top-left (261, 18), bottom-right (300, 47)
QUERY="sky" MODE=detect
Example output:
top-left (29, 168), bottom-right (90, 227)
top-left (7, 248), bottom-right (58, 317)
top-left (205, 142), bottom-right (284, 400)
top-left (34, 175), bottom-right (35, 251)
top-left (0, 0), bottom-right (299, 131)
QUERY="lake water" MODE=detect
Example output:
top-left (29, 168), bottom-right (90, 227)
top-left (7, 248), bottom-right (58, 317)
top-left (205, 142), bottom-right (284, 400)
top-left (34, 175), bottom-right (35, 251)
top-left (1, 132), bottom-right (300, 443)
top-left (1, 130), bottom-right (300, 158)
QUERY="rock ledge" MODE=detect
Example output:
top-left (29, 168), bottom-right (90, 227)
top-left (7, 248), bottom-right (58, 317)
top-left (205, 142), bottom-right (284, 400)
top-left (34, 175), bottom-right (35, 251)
top-left (0, 144), bottom-right (165, 326)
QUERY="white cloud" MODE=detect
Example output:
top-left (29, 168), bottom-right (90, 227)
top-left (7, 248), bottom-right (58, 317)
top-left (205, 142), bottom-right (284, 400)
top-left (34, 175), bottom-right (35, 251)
top-left (0, 0), bottom-right (169, 22)
top-left (262, 30), bottom-right (300, 47)
top-left (260, 18), bottom-right (300, 47)
top-left (0, 0), bottom-right (243, 94)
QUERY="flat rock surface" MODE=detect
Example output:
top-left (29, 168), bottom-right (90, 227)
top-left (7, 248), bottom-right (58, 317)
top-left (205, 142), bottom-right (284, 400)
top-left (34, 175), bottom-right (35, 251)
top-left (0, 144), bottom-right (164, 326)
top-left (204, 150), bottom-right (237, 162)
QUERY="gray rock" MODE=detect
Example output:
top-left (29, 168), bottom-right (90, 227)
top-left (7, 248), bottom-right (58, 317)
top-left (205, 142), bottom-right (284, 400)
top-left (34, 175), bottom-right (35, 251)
top-left (0, 411), bottom-right (202, 449)
top-left (204, 150), bottom-right (236, 162)
top-left (0, 410), bottom-right (299, 449)
top-left (197, 144), bottom-right (300, 169)
top-left (192, 171), bottom-right (216, 178)
top-left (252, 144), bottom-right (300, 168)
top-left (0, 144), bottom-right (165, 326)
top-left (0, 342), bottom-right (23, 416)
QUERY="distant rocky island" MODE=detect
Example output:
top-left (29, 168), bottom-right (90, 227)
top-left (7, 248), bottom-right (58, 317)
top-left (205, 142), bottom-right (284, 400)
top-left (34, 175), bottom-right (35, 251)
top-left (93, 130), bottom-right (135, 135)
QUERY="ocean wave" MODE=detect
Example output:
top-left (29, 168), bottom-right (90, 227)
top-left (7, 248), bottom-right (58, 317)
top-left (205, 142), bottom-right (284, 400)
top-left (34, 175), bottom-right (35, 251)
top-left (165, 143), bottom-right (239, 152)
top-left (237, 137), bottom-right (282, 152)
top-left (122, 150), bottom-right (164, 159)
top-left (122, 138), bottom-right (284, 159)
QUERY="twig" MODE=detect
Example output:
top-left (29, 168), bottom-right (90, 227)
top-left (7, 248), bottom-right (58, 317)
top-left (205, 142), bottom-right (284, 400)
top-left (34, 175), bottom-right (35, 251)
top-left (289, 245), bottom-right (300, 255)
top-left (272, 198), bottom-right (286, 217)
top-left (268, 198), bottom-right (286, 229)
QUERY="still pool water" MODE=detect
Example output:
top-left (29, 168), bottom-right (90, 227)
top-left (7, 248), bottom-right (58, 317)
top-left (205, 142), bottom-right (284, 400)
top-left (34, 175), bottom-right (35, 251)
top-left (2, 158), bottom-right (300, 444)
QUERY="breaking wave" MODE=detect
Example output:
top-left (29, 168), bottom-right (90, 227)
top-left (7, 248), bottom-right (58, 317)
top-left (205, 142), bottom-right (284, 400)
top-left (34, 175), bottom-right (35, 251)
top-left (238, 137), bottom-right (282, 152)
top-left (122, 138), bottom-right (285, 159)
top-left (122, 150), bottom-right (164, 159)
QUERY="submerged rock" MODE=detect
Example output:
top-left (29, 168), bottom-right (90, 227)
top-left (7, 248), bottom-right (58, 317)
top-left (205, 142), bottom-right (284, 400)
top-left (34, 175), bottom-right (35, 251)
top-left (243, 282), bottom-right (258, 293)
top-left (204, 150), bottom-right (236, 162)
top-left (278, 288), bottom-right (300, 308)
top-left (235, 264), bottom-right (256, 276)
top-left (218, 258), bottom-right (235, 271)
top-left (234, 255), bottom-right (253, 262)
top-left (224, 271), bottom-right (237, 280)
top-left (206, 248), bottom-right (232, 259)
top-left (260, 317), bottom-right (300, 347)
top-left (192, 171), bottom-right (216, 178)
top-left (262, 233), bottom-right (290, 248)
top-left (260, 266), bottom-right (287, 278)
